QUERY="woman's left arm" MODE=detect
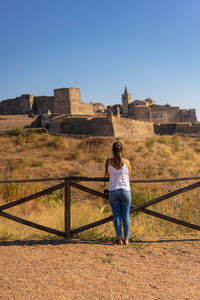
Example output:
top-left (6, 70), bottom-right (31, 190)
top-left (127, 160), bottom-right (131, 179)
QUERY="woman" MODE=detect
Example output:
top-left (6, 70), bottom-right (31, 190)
top-left (106, 142), bottom-right (131, 245)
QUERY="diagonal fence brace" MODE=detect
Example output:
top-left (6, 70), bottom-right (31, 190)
top-left (0, 210), bottom-right (65, 237)
top-left (0, 182), bottom-right (64, 211)
top-left (70, 180), bottom-right (200, 235)
top-left (130, 180), bottom-right (200, 213)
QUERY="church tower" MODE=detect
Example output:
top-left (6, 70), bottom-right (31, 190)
top-left (122, 86), bottom-right (131, 115)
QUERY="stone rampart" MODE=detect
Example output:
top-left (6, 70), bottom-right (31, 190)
top-left (45, 114), bottom-right (154, 138)
top-left (154, 122), bottom-right (200, 135)
top-left (129, 106), bottom-right (150, 121)
top-left (32, 96), bottom-right (53, 114)
top-left (112, 116), bottom-right (154, 138)
top-left (48, 115), bottom-right (114, 136)
top-left (0, 94), bottom-right (33, 114)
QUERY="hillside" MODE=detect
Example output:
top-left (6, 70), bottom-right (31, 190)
top-left (0, 129), bottom-right (200, 241)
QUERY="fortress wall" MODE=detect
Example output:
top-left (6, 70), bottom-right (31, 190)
top-left (78, 103), bottom-right (94, 115)
top-left (129, 107), bottom-right (150, 121)
top-left (180, 109), bottom-right (197, 122)
top-left (112, 116), bottom-right (154, 138)
top-left (53, 89), bottom-right (71, 114)
top-left (154, 122), bottom-right (200, 135)
top-left (33, 96), bottom-right (54, 114)
top-left (49, 116), bottom-right (114, 136)
top-left (166, 108), bottom-right (180, 122)
top-left (0, 94), bottom-right (33, 115)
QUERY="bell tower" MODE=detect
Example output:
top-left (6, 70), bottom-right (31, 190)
top-left (122, 86), bottom-right (131, 115)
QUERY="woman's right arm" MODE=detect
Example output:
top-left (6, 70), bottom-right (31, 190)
top-left (105, 158), bottom-right (109, 178)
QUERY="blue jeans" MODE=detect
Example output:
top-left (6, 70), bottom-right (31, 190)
top-left (109, 189), bottom-right (131, 239)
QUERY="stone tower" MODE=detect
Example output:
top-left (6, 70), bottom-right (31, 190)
top-left (122, 86), bottom-right (131, 115)
top-left (53, 87), bottom-right (94, 115)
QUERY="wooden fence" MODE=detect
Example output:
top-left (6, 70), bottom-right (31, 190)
top-left (0, 176), bottom-right (200, 240)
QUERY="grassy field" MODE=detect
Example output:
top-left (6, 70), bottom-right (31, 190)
top-left (0, 128), bottom-right (200, 241)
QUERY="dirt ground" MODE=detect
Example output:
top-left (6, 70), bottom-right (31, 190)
top-left (0, 238), bottom-right (200, 300)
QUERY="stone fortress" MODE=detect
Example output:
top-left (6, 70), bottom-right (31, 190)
top-left (0, 86), bottom-right (199, 137)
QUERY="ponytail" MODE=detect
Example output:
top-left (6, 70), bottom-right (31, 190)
top-left (112, 142), bottom-right (123, 167)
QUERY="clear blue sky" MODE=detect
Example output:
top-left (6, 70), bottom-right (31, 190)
top-left (0, 0), bottom-right (200, 119)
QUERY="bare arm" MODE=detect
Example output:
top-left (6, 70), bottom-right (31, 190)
top-left (105, 158), bottom-right (109, 178)
top-left (126, 159), bottom-right (131, 179)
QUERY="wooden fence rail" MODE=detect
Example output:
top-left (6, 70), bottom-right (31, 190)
top-left (0, 176), bottom-right (200, 240)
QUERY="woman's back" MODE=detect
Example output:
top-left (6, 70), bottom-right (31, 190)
top-left (108, 157), bottom-right (131, 191)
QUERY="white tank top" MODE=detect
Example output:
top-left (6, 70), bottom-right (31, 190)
top-left (108, 159), bottom-right (130, 191)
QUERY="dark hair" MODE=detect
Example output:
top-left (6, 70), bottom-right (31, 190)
top-left (112, 142), bottom-right (123, 167)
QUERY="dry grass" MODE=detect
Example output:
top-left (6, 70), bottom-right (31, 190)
top-left (0, 132), bottom-right (200, 240)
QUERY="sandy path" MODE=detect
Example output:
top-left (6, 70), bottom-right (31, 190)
top-left (0, 239), bottom-right (200, 300)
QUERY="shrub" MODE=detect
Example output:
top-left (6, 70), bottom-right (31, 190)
top-left (71, 148), bottom-right (82, 159)
top-left (157, 136), bottom-right (167, 144)
top-left (9, 127), bottom-right (24, 136)
top-left (47, 136), bottom-right (64, 149)
top-left (136, 146), bottom-right (143, 152)
top-left (43, 189), bottom-right (63, 206)
top-left (27, 129), bottom-right (37, 140)
top-left (145, 138), bottom-right (154, 149)
top-left (16, 135), bottom-right (24, 145)
top-left (171, 136), bottom-right (179, 152)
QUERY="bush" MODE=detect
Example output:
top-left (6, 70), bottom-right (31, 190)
top-left (47, 136), bottom-right (64, 149)
top-left (9, 127), bottom-right (24, 136)
top-left (145, 138), bottom-right (154, 149)
top-left (157, 136), bottom-right (167, 144)
top-left (71, 148), bottom-right (82, 159)
top-left (136, 146), bottom-right (143, 152)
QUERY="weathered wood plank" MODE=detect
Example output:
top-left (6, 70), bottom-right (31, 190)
top-left (130, 181), bottom-right (200, 213)
top-left (1, 175), bottom-right (200, 184)
top-left (0, 177), bottom-right (66, 183)
top-left (139, 207), bottom-right (200, 231)
top-left (70, 181), bottom-right (108, 199)
top-left (71, 215), bottom-right (113, 234)
top-left (0, 182), bottom-right (64, 211)
top-left (71, 204), bottom-right (200, 235)
top-left (0, 211), bottom-right (65, 237)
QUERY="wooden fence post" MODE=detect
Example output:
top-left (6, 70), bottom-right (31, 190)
top-left (64, 178), bottom-right (71, 240)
